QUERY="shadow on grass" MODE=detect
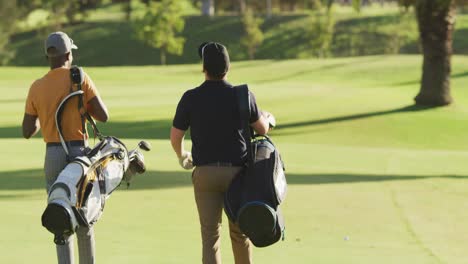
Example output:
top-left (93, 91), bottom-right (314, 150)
top-left (0, 105), bottom-right (433, 139)
top-left (99, 119), bottom-right (177, 140)
top-left (287, 173), bottom-right (468, 185)
top-left (253, 56), bottom-right (382, 84)
top-left (0, 169), bottom-right (192, 192)
top-left (0, 126), bottom-right (22, 138)
top-left (0, 119), bottom-right (178, 140)
top-left (273, 104), bottom-right (432, 132)
top-left (1, 169), bottom-right (466, 194)
top-left (394, 71), bottom-right (468, 87)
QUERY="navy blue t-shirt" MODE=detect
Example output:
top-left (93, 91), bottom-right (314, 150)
top-left (173, 80), bottom-right (260, 166)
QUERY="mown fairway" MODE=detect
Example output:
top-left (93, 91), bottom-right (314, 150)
top-left (1, 56), bottom-right (468, 263)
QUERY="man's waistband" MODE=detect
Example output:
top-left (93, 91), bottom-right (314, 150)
top-left (46, 140), bottom-right (85, 147)
top-left (201, 161), bottom-right (244, 167)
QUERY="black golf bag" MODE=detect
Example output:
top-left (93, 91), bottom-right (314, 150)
top-left (41, 66), bottom-right (151, 245)
top-left (224, 85), bottom-right (287, 248)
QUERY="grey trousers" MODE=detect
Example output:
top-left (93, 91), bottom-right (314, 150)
top-left (45, 145), bottom-right (96, 264)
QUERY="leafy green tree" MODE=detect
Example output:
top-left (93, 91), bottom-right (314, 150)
top-left (41, 0), bottom-right (75, 29)
top-left (240, 9), bottom-right (264, 60)
top-left (309, 8), bottom-right (335, 58)
top-left (134, 0), bottom-right (186, 65)
top-left (41, 0), bottom-right (103, 28)
top-left (0, 0), bottom-right (18, 65)
top-left (352, 0), bottom-right (362, 12)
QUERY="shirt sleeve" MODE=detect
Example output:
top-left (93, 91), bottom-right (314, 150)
top-left (248, 90), bottom-right (260, 124)
top-left (82, 71), bottom-right (100, 104)
top-left (24, 84), bottom-right (37, 116)
top-left (173, 91), bottom-right (191, 131)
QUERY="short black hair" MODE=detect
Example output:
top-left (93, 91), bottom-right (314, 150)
top-left (198, 42), bottom-right (230, 79)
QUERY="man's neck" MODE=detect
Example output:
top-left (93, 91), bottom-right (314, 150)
top-left (50, 62), bottom-right (69, 70)
top-left (205, 75), bottom-right (227, 81)
top-left (50, 65), bottom-right (67, 70)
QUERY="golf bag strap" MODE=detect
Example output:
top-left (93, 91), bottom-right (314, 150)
top-left (71, 66), bottom-right (103, 143)
top-left (72, 67), bottom-right (89, 148)
top-left (55, 91), bottom-right (85, 157)
top-left (234, 85), bottom-right (254, 168)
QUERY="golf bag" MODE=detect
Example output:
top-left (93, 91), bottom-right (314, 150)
top-left (41, 66), bottom-right (150, 245)
top-left (224, 85), bottom-right (287, 248)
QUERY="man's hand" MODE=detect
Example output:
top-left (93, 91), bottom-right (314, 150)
top-left (262, 111), bottom-right (276, 129)
top-left (179, 151), bottom-right (194, 170)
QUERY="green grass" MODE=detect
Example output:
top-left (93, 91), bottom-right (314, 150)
top-left (2, 55), bottom-right (468, 263)
top-left (10, 4), bottom-right (468, 66)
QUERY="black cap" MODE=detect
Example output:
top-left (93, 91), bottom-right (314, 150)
top-left (198, 42), bottom-right (230, 78)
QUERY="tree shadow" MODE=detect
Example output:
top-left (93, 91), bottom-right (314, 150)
top-left (273, 104), bottom-right (432, 132)
top-left (286, 173), bottom-right (468, 185)
top-left (452, 71), bottom-right (468, 79)
top-left (0, 99), bottom-right (25, 104)
top-left (1, 169), bottom-right (467, 194)
top-left (453, 28), bottom-right (468, 54)
top-left (393, 71), bottom-right (468, 87)
top-left (253, 57), bottom-right (381, 84)
top-left (0, 126), bottom-right (23, 138)
top-left (0, 119), bottom-right (178, 140)
top-left (0, 169), bottom-right (46, 191)
top-left (99, 119), bottom-right (177, 140)
top-left (0, 169), bottom-right (192, 192)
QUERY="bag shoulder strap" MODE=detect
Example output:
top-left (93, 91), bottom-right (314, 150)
top-left (70, 66), bottom-right (89, 148)
top-left (234, 84), bottom-right (254, 167)
top-left (72, 66), bottom-right (103, 140)
top-left (55, 66), bottom-right (103, 156)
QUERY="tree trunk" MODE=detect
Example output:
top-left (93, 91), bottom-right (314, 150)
top-left (201, 0), bottom-right (214, 16)
top-left (124, 0), bottom-right (131, 21)
top-left (327, 0), bottom-right (334, 11)
top-left (249, 47), bottom-right (254, 60)
top-left (414, 0), bottom-right (456, 106)
top-left (266, 0), bottom-right (272, 18)
top-left (239, 0), bottom-right (246, 14)
top-left (161, 50), bottom-right (166, 65)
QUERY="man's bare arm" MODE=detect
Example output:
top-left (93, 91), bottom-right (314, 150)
top-left (22, 113), bottom-right (40, 139)
top-left (251, 115), bottom-right (269, 135)
top-left (170, 127), bottom-right (186, 158)
top-left (87, 96), bottom-right (109, 122)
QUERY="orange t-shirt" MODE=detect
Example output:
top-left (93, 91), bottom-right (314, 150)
top-left (25, 67), bottom-right (99, 143)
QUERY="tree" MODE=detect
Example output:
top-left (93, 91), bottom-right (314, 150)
top-left (413, 0), bottom-right (456, 106)
top-left (41, 0), bottom-right (104, 28)
top-left (238, 0), bottom-right (246, 13)
top-left (201, 0), bottom-right (214, 16)
top-left (123, 0), bottom-right (132, 21)
top-left (0, 0), bottom-right (18, 65)
top-left (240, 9), bottom-right (264, 60)
top-left (309, 9), bottom-right (335, 58)
top-left (134, 0), bottom-right (186, 65)
top-left (352, 0), bottom-right (362, 12)
top-left (266, 0), bottom-right (272, 17)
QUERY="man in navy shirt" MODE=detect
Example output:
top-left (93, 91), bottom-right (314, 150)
top-left (170, 42), bottom-right (270, 264)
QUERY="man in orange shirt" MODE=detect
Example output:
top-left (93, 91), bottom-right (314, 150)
top-left (22, 32), bottom-right (109, 264)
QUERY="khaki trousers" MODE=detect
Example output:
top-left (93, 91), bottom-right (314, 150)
top-left (193, 166), bottom-right (253, 264)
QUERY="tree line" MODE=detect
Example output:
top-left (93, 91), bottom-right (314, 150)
top-left (0, 0), bottom-right (463, 106)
